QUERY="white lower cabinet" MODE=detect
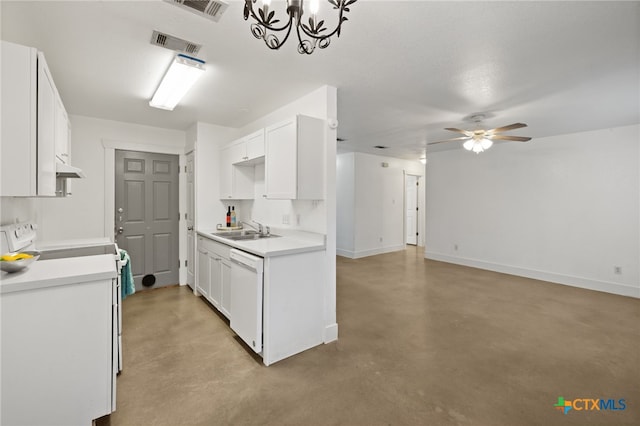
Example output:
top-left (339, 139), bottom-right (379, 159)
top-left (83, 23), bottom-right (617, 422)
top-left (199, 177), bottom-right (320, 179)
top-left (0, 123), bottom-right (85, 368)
top-left (197, 236), bottom-right (231, 320)
top-left (196, 246), bottom-right (210, 298)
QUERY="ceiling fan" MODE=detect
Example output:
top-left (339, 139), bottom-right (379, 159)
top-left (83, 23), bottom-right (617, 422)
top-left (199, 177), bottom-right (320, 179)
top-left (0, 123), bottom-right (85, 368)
top-left (428, 114), bottom-right (532, 153)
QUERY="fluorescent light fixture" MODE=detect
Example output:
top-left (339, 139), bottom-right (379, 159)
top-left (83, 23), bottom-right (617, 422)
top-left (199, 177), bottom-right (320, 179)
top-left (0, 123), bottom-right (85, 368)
top-left (149, 54), bottom-right (205, 111)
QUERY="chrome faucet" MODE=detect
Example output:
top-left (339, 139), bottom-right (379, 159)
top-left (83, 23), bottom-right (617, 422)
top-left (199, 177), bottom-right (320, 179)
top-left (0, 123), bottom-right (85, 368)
top-left (242, 220), bottom-right (269, 236)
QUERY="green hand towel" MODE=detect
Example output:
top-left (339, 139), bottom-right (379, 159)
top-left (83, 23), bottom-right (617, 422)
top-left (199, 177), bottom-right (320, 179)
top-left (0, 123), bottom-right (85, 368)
top-left (120, 249), bottom-right (135, 299)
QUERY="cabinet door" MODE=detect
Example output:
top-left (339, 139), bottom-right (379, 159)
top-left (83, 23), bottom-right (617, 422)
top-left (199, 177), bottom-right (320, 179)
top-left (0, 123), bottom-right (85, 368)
top-left (265, 118), bottom-right (297, 199)
top-left (0, 41), bottom-right (37, 196)
top-left (208, 254), bottom-right (222, 308)
top-left (245, 129), bottom-right (265, 161)
top-left (36, 53), bottom-right (57, 196)
top-left (219, 146), bottom-right (233, 199)
top-left (228, 140), bottom-right (247, 164)
top-left (220, 259), bottom-right (231, 320)
top-left (54, 96), bottom-right (69, 164)
top-left (196, 246), bottom-right (210, 298)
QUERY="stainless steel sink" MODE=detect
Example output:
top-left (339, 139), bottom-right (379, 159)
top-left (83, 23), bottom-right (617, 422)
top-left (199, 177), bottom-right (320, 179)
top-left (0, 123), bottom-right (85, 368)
top-left (213, 230), bottom-right (280, 241)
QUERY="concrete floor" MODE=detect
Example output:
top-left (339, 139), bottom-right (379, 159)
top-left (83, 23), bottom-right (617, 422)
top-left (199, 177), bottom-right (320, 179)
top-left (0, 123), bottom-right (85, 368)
top-left (99, 247), bottom-right (639, 425)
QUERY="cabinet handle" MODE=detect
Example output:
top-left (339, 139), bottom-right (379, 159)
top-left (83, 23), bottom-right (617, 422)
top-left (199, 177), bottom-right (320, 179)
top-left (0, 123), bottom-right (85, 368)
top-left (61, 153), bottom-right (69, 157)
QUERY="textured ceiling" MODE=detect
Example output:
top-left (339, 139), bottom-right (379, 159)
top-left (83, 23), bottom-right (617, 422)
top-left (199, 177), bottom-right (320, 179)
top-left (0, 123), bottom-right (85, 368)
top-left (1, 0), bottom-right (639, 160)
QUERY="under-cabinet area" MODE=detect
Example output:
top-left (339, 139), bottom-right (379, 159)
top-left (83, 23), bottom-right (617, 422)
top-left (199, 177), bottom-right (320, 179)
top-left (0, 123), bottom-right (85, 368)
top-left (196, 230), bottom-right (327, 366)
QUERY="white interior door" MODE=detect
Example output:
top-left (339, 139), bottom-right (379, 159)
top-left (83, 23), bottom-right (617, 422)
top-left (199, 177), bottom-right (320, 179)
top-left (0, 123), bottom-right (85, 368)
top-left (406, 174), bottom-right (419, 245)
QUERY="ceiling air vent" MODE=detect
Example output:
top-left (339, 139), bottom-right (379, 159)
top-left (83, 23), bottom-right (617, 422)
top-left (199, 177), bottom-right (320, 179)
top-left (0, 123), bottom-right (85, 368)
top-left (163, 0), bottom-right (229, 22)
top-left (151, 31), bottom-right (202, 55)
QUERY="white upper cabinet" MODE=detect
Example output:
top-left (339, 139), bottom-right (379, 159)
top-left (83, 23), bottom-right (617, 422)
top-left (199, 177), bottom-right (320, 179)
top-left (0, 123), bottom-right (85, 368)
top-left (245, 128), bottom-right (265, 161)
top-left (265, 115), bottom-right (325, 200)
top-left (1, 41), bottom-right (62, 197)
top-left (230, 129), bottom-right (265, 165)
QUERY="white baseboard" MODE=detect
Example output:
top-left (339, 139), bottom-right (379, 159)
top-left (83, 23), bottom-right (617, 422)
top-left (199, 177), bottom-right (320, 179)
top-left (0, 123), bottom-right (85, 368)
top-left (336, 248), bottom-right (355, 258)
top-left (337, 244), bottom-right (406, 259)
top-left (324, 323), bottom-right (338, 343)
top-left (425, 251), bottom-right (640, 299)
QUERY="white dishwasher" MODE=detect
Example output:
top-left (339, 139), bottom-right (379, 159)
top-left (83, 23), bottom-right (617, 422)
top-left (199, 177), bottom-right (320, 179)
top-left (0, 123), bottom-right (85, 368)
top-left (229, 249), bottom-right (264, 354)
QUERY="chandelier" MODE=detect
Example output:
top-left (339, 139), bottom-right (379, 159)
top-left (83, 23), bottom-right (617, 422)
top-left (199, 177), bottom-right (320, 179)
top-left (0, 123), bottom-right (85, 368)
top-left (243, 0), bottom-right (357, 54)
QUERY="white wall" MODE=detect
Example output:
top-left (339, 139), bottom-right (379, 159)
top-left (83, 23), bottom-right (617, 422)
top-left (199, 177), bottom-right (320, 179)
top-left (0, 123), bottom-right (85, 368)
top-left (188, 122), bottom-right (235, 231)
top-left (0, 198), bottom-right (37, 226)
top-left (37, 115), bottom-right (185, 242)
top-left (336, 153), bottom-right (355, 253)
top-left (425, 124), bottom-right (640, 298)
top-left (336, 152), bottom-right (424, 258)
top-left (1, 115), bottom-right (186, 243)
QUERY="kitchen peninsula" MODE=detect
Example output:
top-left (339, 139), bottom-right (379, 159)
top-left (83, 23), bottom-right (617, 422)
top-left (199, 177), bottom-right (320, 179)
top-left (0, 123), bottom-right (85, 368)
top-left (196, 228), bottom-right (326, 366)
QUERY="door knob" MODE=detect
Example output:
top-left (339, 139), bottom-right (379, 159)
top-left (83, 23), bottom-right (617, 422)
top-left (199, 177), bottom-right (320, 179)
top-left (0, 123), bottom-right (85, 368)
top-left (117, 227), bottom-right (124, 234)
top-left (117, 207), bottom-right (124, 213)
top-left (187, 226), bottom-right (194, 231)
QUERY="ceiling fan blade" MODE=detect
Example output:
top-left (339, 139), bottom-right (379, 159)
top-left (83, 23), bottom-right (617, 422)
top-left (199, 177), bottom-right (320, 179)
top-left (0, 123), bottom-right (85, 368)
top-left (427, 136), bottom-right (470, 145)
top-left (487, 123), bottom-right (528, 134)
top-left (489, 134), bottom-right (532, 142)
top-left (445, 128), bottom-right (474, 136)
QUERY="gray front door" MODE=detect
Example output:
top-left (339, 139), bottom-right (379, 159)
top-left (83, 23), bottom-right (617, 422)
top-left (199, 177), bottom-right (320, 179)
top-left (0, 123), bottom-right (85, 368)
top-left (115, 150), bottom-right (179, 291)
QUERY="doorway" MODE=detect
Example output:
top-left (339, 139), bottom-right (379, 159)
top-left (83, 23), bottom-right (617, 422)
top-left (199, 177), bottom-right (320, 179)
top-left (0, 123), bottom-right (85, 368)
top-left (405, 174), bottom-right (419, 246)
top-left (115, 150), bottom-right (179, 291)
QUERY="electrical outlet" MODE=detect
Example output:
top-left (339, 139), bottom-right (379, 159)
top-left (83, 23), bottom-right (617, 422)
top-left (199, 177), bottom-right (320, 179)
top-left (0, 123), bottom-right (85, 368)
top-left (379, 237), bottom-right (383, 242)
top-left (282, 214), bottom-right (289, 225)
top-left (614, 266), bottom-right (622, 275)
top-left (296, 214), bottom-right (301, 225)
top-left (454, 244), bottom-right (458, 251)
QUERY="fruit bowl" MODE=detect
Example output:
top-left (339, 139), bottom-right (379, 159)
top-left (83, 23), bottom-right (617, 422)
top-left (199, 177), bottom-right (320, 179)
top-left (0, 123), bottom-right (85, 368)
top-left (0, 251), bottom-right (41, 273)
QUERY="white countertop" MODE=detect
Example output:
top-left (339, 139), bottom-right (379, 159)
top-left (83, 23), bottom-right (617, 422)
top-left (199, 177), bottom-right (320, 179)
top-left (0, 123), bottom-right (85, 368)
top-left (0, 255), bottom-right (118, 294)
top-left (197, 228), bottom-right (326, 257)
top-left (36, 237), bottom-right (112, 250)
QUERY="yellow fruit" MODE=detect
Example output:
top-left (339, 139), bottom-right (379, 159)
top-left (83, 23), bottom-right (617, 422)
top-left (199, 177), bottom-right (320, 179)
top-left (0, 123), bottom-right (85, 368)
top-left (1, 253), bottom-right (33, 262)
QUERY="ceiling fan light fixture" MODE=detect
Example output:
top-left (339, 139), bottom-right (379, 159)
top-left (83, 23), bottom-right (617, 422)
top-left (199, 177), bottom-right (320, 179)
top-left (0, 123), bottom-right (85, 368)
top-left (463, 140), bottom-right (475, 151)
top-left (480, 138), bottom-right (493, 150)
top-left (472, 142), bottom-right (485, 154)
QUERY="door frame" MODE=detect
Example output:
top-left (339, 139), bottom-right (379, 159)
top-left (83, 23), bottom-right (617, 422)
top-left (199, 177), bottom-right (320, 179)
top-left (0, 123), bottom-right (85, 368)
top-left (403, 172), bottom-right (424, 247)
top-left (103, 139), bottom-right (187, 285)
